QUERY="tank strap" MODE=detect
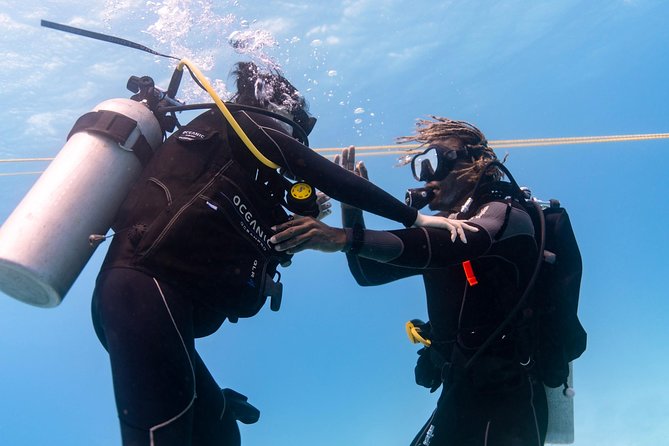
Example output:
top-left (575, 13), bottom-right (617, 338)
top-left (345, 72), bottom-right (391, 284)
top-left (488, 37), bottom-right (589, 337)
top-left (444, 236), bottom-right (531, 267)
top-left (67, 109), bottom-right (155, 166)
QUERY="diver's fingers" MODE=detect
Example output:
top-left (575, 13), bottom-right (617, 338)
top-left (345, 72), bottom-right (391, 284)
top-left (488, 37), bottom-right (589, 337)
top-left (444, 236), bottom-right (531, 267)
top-left (271, 222), bottom-right (320, 252)
top-left (317, 199), bottom-right (332, 220)
top-left (355, 161), bottom-right (368, 180)
top-left (334, 154), bottom-right (341, 166)
top-left (341, 145), bottom-right (355, 171)
top-left (316, 192), bottom-right (332, 220)
top-left (271, 217), bottom-right (311, 242)
top-left (316, 192), bottom-right (330, 205)
top-left (275, 236), bottom-right (308, 253)
top-left (413, 214), bottom-right (478, 244)
top-left (452, 221), bottom-right (480, 244)
top-left (317, 208), bottom-right (332, 220)
top-left (459, 221), bottom-right (479, 232)
top-left (454, 225), bottom-right (463, 243)
top-left (455, 221), bottom-right (478, 242)
top-left (340, 147), bottom-right (350, 169)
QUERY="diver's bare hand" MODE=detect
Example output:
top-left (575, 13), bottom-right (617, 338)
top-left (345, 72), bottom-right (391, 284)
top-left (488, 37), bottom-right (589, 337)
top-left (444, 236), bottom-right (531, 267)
top-left (270, 216), bottom-right (346, 254)
top-left (315, 191), bottom-right (332, 220)
top-left (335, 145), bottom-right (368, 180)
top-left (413, 213), bottom-right (479, 244)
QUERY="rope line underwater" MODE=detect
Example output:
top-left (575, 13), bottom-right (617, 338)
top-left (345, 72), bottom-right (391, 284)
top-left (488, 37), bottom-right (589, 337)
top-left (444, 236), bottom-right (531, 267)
top-left (1, 132), bottom-right (668, 177)
top-left (314, 132), bottom-right (669, 156)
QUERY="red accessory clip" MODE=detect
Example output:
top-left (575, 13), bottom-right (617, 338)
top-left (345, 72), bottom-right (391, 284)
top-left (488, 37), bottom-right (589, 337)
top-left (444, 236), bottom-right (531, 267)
top-left (462, 260), bottom-right (478, 286)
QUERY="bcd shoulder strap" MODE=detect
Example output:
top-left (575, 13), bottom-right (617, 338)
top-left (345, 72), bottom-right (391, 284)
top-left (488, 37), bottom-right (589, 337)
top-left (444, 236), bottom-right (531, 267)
top-left (68, 109), bottom-right (155, 166)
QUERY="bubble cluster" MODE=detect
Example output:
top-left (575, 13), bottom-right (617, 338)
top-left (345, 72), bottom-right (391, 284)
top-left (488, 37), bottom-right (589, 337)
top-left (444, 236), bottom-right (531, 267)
top-left (228, 28), bottom-right (279, 70)
top-left (110, 0), bottom-right (382, 136)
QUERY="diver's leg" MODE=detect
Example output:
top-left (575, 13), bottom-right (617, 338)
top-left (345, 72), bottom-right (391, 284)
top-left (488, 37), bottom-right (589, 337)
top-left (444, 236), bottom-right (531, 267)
top-left (410, 377), bottom-right (492, 446)
top-left (410, 412), bottom-right (436, 446)
top-left (483, 373), bottom-right (547, 446)
top-left (92, 268), bottom-right (197, 446)
top-left (191, 352), bottom-right (241, 446)
top-left (409, 385), bottom-right (463, 446)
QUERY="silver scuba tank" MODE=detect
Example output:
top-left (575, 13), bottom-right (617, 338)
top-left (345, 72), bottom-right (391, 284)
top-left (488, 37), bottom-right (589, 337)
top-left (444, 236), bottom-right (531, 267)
top-left (0, 98), bottom-right (162, 307)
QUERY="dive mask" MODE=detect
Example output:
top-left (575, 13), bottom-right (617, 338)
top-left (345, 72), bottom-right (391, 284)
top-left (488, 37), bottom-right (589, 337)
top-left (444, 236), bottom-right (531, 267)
top-left (292, 108), bottom-right (317, 136)
top-left (410, 146), bottom-right (461, 182)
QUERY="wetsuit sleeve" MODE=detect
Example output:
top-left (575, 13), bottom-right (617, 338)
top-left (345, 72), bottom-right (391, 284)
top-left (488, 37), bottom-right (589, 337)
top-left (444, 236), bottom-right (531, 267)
top-left (350, 201), bottom-right (534, 269)
top-left (358, 226), bottom-right (492, 268)
top-left (237, 111), bottom-right (418, 227)
top-left (346, 251), bottom-right (424, 286)
top-left (340, 199), bottom-right (422, 285)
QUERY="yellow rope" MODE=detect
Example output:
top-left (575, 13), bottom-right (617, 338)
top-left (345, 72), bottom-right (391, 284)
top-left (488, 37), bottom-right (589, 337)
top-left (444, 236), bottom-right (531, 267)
top-left (2, 132), bottom-right (668, 175)
top-left (0, 158), bottom-right (54, 163)
top-left (313, 132), bottom-right (669, 156)
top-left (0, 171), bottom-right (45, 177)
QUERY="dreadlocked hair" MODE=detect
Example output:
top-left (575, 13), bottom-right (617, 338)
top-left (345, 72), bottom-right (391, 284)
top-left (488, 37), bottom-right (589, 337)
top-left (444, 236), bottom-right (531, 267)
top-left (397, 116), bottom-right (502, 184)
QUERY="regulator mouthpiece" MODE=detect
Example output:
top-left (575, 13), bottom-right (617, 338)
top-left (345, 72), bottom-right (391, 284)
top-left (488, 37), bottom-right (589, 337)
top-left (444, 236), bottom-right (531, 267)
top-left (405, 187), bottom-right (435, 210)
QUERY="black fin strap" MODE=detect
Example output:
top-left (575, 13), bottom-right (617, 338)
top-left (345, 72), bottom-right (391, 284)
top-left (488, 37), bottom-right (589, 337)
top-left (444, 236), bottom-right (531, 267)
top-left (67, 109), bottom-right (154, 166)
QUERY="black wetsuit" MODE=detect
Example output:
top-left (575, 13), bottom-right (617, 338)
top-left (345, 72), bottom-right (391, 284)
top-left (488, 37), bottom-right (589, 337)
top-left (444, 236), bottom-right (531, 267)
top-left (343, 195), bottom-right (548, 446)
top-left (91, 109), bottom-right (419, 446)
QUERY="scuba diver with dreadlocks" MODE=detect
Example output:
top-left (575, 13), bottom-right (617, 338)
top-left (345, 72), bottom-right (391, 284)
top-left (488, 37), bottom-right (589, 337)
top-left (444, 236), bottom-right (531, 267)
top-left (91, 64), bottom-right (475, 446)
top-left (271, 117), bottom-right (548, 445)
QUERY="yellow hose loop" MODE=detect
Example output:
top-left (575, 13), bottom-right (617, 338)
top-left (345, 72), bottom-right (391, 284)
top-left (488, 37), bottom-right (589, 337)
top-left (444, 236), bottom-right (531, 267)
top-left (176, 59), bottom-right (280, 170)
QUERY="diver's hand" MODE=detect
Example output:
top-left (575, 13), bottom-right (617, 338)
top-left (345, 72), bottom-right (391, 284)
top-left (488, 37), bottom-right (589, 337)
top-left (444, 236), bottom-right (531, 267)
top-left (413, 212), bottom-right (478, 244)
top-left (271, 216), bottom-right (346, 254)
top-left (335, 145), bottom-right (368, 180)
top-left (316, 191), bottom-right (332, 220)
top-left (336, 145), bottom-right (368, 223)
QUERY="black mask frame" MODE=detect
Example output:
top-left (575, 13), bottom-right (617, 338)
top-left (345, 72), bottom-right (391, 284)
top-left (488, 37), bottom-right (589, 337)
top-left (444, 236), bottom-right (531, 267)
top-left (410, 146), bottom-right (465, 182)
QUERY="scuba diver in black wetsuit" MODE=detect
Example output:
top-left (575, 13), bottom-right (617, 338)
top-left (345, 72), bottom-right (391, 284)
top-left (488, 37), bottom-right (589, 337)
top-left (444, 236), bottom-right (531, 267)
top-left (271, 117), bottom-right (549, 445)
top-left (91, 64), bottom-right (475, 446)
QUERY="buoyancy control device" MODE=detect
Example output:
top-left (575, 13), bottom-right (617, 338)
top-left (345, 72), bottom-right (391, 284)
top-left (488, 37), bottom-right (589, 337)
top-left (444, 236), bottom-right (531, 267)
top-left (104, 108), bottom-right (294, 319)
